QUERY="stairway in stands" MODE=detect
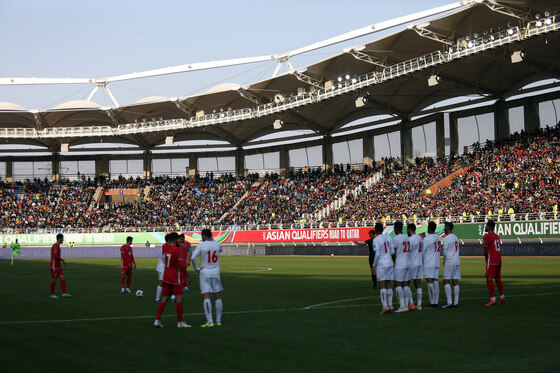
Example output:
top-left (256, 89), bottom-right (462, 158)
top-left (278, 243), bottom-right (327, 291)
top-left (143, 183), bottom-right (152, 201)
top-left (89, 186), bottom-right (104, 210)
top-left (312, 171), bottom-right (383, 222)
top-left (217, 181), bottom-right (261, 224)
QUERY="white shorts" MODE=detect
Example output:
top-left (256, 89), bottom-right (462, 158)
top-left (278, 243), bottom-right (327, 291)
top-left (393, 267), bottom-right (411, 282)
top-left (409, 265), bottom-right (423, 280)
top-left (443, 264), bottom-right (461, 280)
top-left (158, 270), bottom-right (163, 281)
top-left (424, 266), bottom-right (440, 279)
top-left (376, 266), bottom-right (393, 282)
top-left (200, 277), bottom-right (224, 294)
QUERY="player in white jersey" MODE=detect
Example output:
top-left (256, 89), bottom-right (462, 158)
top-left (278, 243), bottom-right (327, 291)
top-left (442, 222), bottom-right (461, 308)
top-left (392, 221), bottom-right (412, 313)
top-left (155, 235), bottom-right (168, 303)
top-left (422, 221), bottom-right (442, 309)
top-left (407, 223), bottom-right (423, 310)
top-left (191, 229), bottom-right (224, 327)
top-left (372, 222), bottom-right (395, 314)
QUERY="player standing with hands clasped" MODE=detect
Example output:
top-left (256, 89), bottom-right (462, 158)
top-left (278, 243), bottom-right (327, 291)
top-left (50, 234), bottom-right (72, 299)
top-left (120, 236), bottom-right (136, 293)
top-left (442, 222), bottom-right (461, 308)
top-left (372, 222), bottom-right (395, 314)
top-left (484, 220), bottom-right (506, 306)
top-left (191, 229), bottom-right (224, 327)
top-left (154, 232), bottom-right (191, 328)
top-left (423, 221), bottom-right (441, 309)
top-left (392, 221), bottom-right (412, 313)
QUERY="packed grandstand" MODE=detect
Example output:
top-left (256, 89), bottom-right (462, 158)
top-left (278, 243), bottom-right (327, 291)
top-left (1, 124), bottom-right (558, 232)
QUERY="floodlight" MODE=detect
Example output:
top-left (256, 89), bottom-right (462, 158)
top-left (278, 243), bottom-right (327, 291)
top-left (507, 27), bottom-right (516, 35)
top-left (448, 46), bottom-right (454, 53)
top-left (467, 40), bottom-right (474, 48)
top-left (536, 19), bottom-right (543, 27)
top-left (273, 119), bottom-right (284, 130)
top-left (511, 50), bottom-right (526, 63)
top-left (351, 78), bottom-right (357, 84)
top-left (545, 17), bottom-right (552, 25)
top-left (274, 94), bottom-right (285, 104)
top-left (345, 74), bottom-right (351, 80)
top-left (165, 136), bottom-right (174, 145)
top-left (355, 96), bottom-right (368, 108)
top-left (337, 76), bottom-right (343, 82)
top-left (428, 74), bottom-right (441, 86)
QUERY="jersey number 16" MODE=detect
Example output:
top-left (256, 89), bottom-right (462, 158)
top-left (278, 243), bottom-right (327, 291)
top-left (207, 251), bottom-right (218, 263)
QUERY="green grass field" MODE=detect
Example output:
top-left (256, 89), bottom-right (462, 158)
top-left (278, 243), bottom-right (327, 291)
top-left (1, 256), bottom-right (559, 373)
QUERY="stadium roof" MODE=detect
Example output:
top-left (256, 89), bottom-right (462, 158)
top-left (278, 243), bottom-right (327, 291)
top-left (1, 0), bottom-right (559, 152)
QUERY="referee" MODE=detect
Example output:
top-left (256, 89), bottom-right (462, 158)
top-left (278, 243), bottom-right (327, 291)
top-left (365, 230), bottom-right (377, 289)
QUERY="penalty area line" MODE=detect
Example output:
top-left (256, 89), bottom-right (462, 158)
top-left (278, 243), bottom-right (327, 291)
top-left (1, 291), bottom-right (559, 325)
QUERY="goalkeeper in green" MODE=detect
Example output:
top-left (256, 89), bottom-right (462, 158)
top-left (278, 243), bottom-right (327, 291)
top-left (10, 239), bottom-right (21, 265)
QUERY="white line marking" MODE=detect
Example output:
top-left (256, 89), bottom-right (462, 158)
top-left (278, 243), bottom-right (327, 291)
top-left (1, 290), bottom-right (558, 325)
top-left (229, 267), bottom-right (272, 272)
top-left (304, 296), bottom-right (372, 309)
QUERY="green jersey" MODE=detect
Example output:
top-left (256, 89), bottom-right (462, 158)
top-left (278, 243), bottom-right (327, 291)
top-left (10, 243), bottom-right (20, 252)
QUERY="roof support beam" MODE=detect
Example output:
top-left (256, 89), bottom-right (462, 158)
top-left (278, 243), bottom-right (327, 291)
top-left (104, 109), bottom-right (125, 126)
top-left (32, 112), bottom-right (47, 130)
top-left (209, 126), bottom-right (243, 147)
top-left (175, 100), bottom-right (195, 116)
top-left (483, 1), bottom-right (532, 22)
top-left (413, 26), bottom-right (452, 45)
top-left (364, 95), bottom-right (408, 119)
top-left (237, 88), bottom-right (263, 104)
top-left (291, 71), bottom-right (324, 89)
top-left (285, 111), bottom-right (329, 135)
top-left (347, 49), bottom-right (388, 68)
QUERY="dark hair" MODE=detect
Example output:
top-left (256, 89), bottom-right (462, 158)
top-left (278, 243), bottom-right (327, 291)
top-left (201, 229), bottom-right (212, 239)
top-left (178, 233), bottom-right (185, 239)
top-left (168, 232), bottom-right (179, 242)
top-left (444, 222), bottom-right (454, 231)
top-left (368, 229), bottom-right (375, 235)
top-left (407, 223), bottom-right (416, 233)
top-left (394, 221), bottom-right (403, 232)
top-left (126, 236), bottom-right (133, 242)
top-left (428, 221), bottom-right (437, 233)
top-left (164, 234), bottom-right (170, 242)
top-left (487, 219), bottom-right (495, 229)
top-left (56, 233), bottom-right (63, 240)
top-left (374, 222), bottom-right (384, 234)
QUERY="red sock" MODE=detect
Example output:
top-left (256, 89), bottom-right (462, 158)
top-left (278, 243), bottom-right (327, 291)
top-left (126, 277), bottom-right (131, 288)
top-left (496, 279), bottom-right (504, 296)
top-left (176, 302), bottom-right (183, 322)
top-left (120, 277), bottom-right (125, 288)
top-left (156, 302), bottom-right (167, 320)
top-left (486, 279), bottom-right (495, 297)
top-left (50, 281), bottom-right (55, 295)
top-left (60, 279), bottom-right (67, 293)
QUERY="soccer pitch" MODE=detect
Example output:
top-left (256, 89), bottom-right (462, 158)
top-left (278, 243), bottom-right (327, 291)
top-left (1, 256), bottom-right (559, 373)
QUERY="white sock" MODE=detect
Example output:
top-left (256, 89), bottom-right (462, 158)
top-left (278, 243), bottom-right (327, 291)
top-left (404, 286), bottom-right (413, 306)
top-left (395, 286), bottom-right (405, 309)
top-left (417, 288), bottom-right (422, 306)
top-left (380, 289), bottom-right (387, 308)
top-left (490, 296), bottom-right (496, 301)
top-left (387, 289), bottom-right (393, 308)
top-left (500, 294), bottom-right (505, 300)
top-left (434, 281), bottom-right (440, 304)
top-left (203, 299), bottom-right (213, 323)
top-left (454, 285), bottom-right (460, 305)
top-left (445, 283), bottom-right (452, 305)
top-left (215, 299), bottom-right (223, 322)
top-left (427, 283), bottom-right (434, 304)
top-left (156, 285), bottom-right (162, 301)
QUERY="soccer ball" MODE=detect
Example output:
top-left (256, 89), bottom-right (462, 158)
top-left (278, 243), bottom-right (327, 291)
top-left (135, 290), bottom-right (144, 297)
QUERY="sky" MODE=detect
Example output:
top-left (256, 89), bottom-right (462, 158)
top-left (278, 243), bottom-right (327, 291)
top-left (0, 0), bottom-right (458, 110)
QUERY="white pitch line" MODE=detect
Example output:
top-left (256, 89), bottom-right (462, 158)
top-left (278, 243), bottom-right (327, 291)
top-left (304, 296), bottom-right (372, 310)
top-left (1, 290), bottom-right (559, 326)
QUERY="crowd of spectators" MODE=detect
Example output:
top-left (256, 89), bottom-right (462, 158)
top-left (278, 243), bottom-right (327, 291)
top-left (1, 125), bottom-right (559, 230)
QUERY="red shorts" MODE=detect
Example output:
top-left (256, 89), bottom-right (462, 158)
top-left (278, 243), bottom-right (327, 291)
top-left (121, 266), bottom-right (133, 277)
top-left (51, 268), bottom-right (64, 278)
top-left (486, 265), bottom-right (501, 279)
top-left (161, 282), bottom-right (183, 297)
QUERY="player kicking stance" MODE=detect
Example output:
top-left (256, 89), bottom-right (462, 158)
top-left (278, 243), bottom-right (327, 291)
top-left (484, 220), bottom-right (505, 306)
top-left (155, 235), bottom-right (168, 303)
top-left (372, 222), bottom-right (395, 314)
top-left (423, 221), bottom-right (441, 309)
top-left (442, 222), bottom-right (461, 308)
top-left (10, 239), bottom-right (21, 265)
top-left (154, 232), bottom-right (190, 328)
top-left (407, 223), bottom-right (423, 310)
top-left (50, 234), bottom-right (72, 299)
top-left (191, 229), bottom-right (224, 327)
top-left (392, 222), bottom-right (412, 313)
top-left (120, 236), bottom-right (136, 293)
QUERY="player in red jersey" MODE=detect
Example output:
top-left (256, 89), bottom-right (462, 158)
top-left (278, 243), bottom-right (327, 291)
top-left (120, 236), bottom-right (136, 293)
top-left (154, 233), bottom-right (190, 328)
top-left (50, 233), bottom-right (72, 299)
top-left (483, 220), bottom-right (505, 306)
top-left (178, 234), bottom-right (192, 292)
